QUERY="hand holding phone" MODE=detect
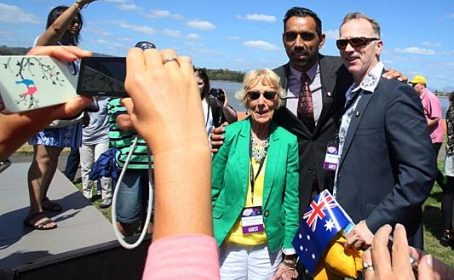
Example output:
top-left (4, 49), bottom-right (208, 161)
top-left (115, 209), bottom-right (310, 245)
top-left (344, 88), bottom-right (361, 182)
top-left (0, 56), bottom-right (79, 112)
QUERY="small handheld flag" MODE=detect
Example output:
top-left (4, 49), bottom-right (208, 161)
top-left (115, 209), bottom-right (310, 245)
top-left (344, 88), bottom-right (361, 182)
top-left (292, 190), bottom-right (353, 275)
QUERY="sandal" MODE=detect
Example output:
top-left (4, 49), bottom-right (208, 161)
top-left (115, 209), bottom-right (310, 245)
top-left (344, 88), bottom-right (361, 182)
top-left (23, 211), bottom-right (58, 230)
top-left (41, 197), bottom-right (62, 212)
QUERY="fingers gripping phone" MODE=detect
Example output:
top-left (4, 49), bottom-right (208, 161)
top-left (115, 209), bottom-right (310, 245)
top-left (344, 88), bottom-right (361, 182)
top-left (77, 41), bottom-right (156, 98)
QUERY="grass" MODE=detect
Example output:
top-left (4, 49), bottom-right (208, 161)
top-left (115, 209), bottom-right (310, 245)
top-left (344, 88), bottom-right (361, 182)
top-left (74, 182), bottom-right (111, 221)
top-left (76, 163), bottom-right (454, 269)
top-left (422, 160), bottom-right (454, 268)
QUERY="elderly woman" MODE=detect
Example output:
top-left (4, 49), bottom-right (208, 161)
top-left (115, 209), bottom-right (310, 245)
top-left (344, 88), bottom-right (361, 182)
top-left (211, 68), bottom-right (299, 280)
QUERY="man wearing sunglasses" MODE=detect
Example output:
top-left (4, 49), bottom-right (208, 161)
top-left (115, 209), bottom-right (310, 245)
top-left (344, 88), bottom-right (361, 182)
top-left (333, 12), bottom-right (436, 251)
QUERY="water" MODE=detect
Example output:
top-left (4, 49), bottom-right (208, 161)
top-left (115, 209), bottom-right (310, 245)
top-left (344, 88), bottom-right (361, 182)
top-left (440, 96), bottom-right (449, 117)
top-left (211, 80), bottom-right (243, 112)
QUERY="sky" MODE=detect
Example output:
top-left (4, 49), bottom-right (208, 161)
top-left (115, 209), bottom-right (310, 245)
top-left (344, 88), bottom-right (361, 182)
top-left (1, 0), bottom-right (453, 91)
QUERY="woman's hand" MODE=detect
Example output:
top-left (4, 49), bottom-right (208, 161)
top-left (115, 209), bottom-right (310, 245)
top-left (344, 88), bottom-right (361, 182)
top-left (123, 48), bottom-right (209, 155)
top-left (271, 263), bottom-right (298, 280)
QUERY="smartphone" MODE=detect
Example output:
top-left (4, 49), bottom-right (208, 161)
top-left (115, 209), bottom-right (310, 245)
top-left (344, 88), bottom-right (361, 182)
top-left (0, 55), bottom-right (78, 113)
top-left (77, 57), bottom-right (127, 98)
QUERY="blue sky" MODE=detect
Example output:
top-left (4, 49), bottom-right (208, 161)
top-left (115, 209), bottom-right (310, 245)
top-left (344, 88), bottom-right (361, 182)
top-left (1, 0), bottom-right (453, 91)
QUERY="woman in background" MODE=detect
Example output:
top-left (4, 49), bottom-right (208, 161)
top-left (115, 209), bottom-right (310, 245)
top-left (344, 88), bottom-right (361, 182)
top-left (25, 0), bottom-right (96, 230)
top-left (442, 94), bottom-right (454, 247)
top-left (194, 67), bottom-right (237, 136)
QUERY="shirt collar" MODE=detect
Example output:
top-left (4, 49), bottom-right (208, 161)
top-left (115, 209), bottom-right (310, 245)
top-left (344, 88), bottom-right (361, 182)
top-left (289, 60), bottom-right (319, 82)
top-left (351, 61), bottom-right (384, 93)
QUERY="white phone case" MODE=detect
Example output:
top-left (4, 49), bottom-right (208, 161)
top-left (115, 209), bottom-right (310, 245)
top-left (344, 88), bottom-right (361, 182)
top-left (0, 55), bottom-right (78, 113)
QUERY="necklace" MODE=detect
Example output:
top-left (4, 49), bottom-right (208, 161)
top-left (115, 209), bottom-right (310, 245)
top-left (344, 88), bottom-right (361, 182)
top-left (251, 137), bottom-right (269, 162)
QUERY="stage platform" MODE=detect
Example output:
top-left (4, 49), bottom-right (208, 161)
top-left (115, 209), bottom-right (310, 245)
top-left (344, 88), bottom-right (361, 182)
top-left (0, 163), bottom-right (148, 280)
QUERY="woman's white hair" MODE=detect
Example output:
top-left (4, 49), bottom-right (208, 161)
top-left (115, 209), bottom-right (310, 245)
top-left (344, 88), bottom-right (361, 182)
top-left (235, 68), bottom-right (286, 109)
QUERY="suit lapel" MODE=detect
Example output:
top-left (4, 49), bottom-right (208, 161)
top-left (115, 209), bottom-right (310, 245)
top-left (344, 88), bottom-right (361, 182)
top-left (339, 90), bottom-right (374, 167)
top-left (316, 57), bottom-right (336, 132)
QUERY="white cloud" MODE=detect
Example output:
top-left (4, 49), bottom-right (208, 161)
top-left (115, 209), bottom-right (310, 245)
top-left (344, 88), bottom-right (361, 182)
top-left (324, 29), bottom-right (339, 40)
top-left (147, 9), bottom-right (183, 20)
top-left (229, 36), bottom-right (241, 40)
top-left (162, 29), bottom-right (182, 38)
top-left (395, 47), bottom-right (435, 55)
top-left (422, 41), bottom-right (441, 47)
top-left (187, 20), bottom-right (216, 31)
top-left (243, 40), bottom-right (279, 51)
top-left (186, 33), bottom-right (200, 40)
top-left (0, 4), bottom-right (40, 24)
top-left (104, 0), bottom-right (143, 12)
top-left (88, 26), bottom-right (111, 36)
top-left (96, 39), bottom-right (108, 44)
top-left (239, 14), bottom-right (276, 23)
top-left (113, 20), bottom-right (155, 34)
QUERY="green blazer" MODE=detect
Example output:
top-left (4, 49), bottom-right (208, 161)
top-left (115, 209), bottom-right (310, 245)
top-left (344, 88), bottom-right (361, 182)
top-left (211, 118), bottom-right (300, 253)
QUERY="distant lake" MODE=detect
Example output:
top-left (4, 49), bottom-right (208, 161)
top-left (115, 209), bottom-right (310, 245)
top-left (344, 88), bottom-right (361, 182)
top-left (211, 80), bottom-right (243, 111)
top-left (212, 80), bottom-right (452, 117)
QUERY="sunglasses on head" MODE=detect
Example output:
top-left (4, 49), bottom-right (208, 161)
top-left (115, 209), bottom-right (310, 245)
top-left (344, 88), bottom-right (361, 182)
top-left (247, 91), bottom-right (277, 100)
top-left (336, 37), bottom-right (379, 50)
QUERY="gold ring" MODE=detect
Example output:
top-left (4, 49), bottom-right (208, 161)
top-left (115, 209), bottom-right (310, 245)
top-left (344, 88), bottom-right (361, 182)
top-left (363, 262), bottom-right (374, 271)
top-left (162, 56), bottom-right (178, 64)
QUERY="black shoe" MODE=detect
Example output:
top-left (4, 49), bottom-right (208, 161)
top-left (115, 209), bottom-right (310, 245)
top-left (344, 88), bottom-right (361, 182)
top-left (440, 229), bottom-right (454, 247)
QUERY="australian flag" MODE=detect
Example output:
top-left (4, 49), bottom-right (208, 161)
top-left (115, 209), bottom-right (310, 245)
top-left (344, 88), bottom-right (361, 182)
top-left (292, 190), bottom-right (353, 275)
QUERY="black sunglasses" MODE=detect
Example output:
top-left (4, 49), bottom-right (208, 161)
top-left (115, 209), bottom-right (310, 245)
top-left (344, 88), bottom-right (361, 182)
top-left (284, 31), bottom-right (316, 42)
top-left (247, 91), bottom-right (277, 100)
top-left (336, 37), bottom-right (379, 50)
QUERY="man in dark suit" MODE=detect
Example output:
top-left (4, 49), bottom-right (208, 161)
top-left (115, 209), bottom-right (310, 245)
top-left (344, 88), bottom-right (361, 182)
top-left (334, 12), bottom-right (436, 250)
top-left (272, 7), bottom-right (352, 214)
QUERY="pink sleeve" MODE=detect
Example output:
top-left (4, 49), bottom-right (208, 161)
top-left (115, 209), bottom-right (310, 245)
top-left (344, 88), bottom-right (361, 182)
top-left (142, 234), bottom-right (220, 280)
top-left (430, 95), bottom-right (442, 119)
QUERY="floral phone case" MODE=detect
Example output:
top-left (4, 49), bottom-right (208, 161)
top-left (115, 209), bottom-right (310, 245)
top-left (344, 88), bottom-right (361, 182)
top-left (0, 55), bottom-right (78, 113)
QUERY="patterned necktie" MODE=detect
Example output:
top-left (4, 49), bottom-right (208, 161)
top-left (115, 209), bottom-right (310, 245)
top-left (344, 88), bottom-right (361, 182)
top-left (297, 73), bottom-right (315, 129)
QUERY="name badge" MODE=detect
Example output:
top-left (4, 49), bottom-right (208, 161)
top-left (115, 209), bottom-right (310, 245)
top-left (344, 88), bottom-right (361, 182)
top-left (323, 142), bottom-right (339, 171)
top-left (241, 206), bottom-right (264, 234)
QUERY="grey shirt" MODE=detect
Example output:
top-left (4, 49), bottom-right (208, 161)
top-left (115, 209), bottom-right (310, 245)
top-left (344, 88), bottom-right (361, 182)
top-left (82, 97), bottom-right (110, 145)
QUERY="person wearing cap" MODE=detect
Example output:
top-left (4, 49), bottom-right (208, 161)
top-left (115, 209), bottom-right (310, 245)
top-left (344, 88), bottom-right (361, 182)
top-left (410, 75), bottom-right (445, 190)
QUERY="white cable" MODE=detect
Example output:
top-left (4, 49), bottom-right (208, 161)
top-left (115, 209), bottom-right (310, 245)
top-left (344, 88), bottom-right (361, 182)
top-left (111, 136), bottom-right (153, 249)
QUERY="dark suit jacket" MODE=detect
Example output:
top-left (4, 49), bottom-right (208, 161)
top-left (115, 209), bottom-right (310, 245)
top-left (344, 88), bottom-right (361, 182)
top-left (273, 54), bottom-right (353, 213)
top-left (335, 77), bottom-right (436, 245)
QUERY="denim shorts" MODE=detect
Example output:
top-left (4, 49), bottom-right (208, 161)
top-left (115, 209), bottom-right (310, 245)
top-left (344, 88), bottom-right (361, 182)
top-left (115, 169), bottom-right (151, 223)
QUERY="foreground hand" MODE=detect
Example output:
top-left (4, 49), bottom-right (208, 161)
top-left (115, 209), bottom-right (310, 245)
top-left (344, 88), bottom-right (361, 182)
top-left (346, 220), bottom-right (374, 249)
top-left (27, 45), bottom-right (92, 61)
top-left (27, 46), bottom-right (94, 119)
top-left (124, 48), bottom-right (208, 155)
top-left (271, 263), bottom-right (298, 280)
top-left (409, 246), bottom-right (454, 280)
top-left (210, 123), bottom-right (227, 153)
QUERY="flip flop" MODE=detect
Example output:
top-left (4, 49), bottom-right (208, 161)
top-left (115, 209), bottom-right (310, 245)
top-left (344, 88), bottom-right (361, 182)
top-left (41, 197), bottom-right (63, 212)
top-left (23, 211), bottom-right (58, 230)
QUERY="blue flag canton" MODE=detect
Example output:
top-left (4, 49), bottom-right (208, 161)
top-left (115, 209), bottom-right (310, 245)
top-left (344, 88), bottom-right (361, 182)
top-left (292, 190), bottom-right (352, 275)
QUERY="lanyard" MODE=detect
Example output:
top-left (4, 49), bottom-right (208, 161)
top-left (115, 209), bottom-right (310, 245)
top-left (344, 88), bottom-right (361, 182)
top-left (249, 137), bottom-right (268, 204)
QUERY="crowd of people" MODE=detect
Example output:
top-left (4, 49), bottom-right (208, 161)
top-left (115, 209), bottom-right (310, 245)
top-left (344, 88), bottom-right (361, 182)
top-left (1, 1), bottom-right (454, 280)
